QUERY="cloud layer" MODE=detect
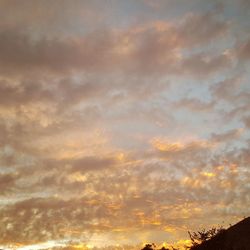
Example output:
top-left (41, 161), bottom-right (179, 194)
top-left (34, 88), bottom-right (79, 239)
top-left (0, 0), bottom-right (249, 249)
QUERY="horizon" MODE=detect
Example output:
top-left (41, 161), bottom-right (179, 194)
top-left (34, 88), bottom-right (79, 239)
top-left (0, 0), bottom-right (249, 249)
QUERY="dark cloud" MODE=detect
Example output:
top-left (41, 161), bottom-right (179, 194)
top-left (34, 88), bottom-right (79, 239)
top-left (0, 29), bottom-right (117, 75)
top-left (242, 116), bottom-right (250, 128)
top-left (0, 173), bottom-right (18, 195)
top-left (236, 39), bottom-right (250, 61)
top-left (0, 11), bottom-right (230, 77)
top-left (70, 156), bottom-right (117, 173)
top-left (0, 0), bottom-right (106, 35)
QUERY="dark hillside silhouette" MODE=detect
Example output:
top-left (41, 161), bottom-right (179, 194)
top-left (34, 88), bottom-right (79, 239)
top-left (140, 217), bottom-right (250, 250)
top-left (190, 217), bottom-right (250, 250)
top-left (188, 226), bottom-right (226, 247)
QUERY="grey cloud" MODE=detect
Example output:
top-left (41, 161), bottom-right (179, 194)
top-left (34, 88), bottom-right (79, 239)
top-left (0, 0), bottom-right (106, 35)
top-left (0, 11), bottom-right (230, 77)
top-left (173, 98), bottom-right (215, 112)
top-left (0, 79), bottom-right (54, 107)
top-left (177, 12), bottom-right (228, 47)
top-left (236, 39), bottom-right (250, 61)
top-left (211, 76), bottom-right (242, 101)
top-left (210, 76), bottom-right (250, 125)
top-left (210, 129), bottom-right (243, 143)
top-left (242, 116), bottom-right (250, 128)
top-left (0, 29), bottom-right (119, 75)
top-left (179, 53), bottom-right (231, 77)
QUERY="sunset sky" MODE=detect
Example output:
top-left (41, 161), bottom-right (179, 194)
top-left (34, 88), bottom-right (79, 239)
top-left (0, 0), bottom-right (250, 249)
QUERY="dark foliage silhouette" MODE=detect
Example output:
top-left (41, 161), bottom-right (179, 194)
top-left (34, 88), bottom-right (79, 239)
top-left (187, 217), bottom-right (250, 250)
top-left (187, 226), bottom-right (225, 248)
top-left (140, 226), bottom-right (225, 250)
top-left (141, 243), bottom-right (157, 250)
top-left (140, 243), bottom-right (178, 250)
top-left (140, 217), bottom-right (250, 250)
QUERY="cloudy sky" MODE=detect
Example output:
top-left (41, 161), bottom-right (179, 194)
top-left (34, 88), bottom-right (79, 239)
top-left (0, 0), bottom-right (250, 249)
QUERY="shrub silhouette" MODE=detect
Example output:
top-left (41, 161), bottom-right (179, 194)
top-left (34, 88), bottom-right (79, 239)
top-left (139, 217), bottom-right (250, 250)
top-left (140, 226), bottom-right (225, 250)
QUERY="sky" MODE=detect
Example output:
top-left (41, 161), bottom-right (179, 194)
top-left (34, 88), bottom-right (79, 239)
top-left (0, 0), bottom-right (250, 249)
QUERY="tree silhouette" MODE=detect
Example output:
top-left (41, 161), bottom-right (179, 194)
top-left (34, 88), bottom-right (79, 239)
top-left (140, 243), bottom-right (176, 250)
top-left (187, 226), bottom-right (225, 249)
top-left (140, 226), bottom-right (225, 250)
top-left (141, 243), bottom-right (157, 250)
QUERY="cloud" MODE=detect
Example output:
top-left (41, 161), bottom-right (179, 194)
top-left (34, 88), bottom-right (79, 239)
top-left (0, 197), bottom-right (90, 244)
top-left (210, 129), bottom-right (243, 143)
top-left (0, 11), bottom-right (229, 77)
top-left (242, 116), bottom-right (250, 128)
top-left (236, 39), bottom-right (250, 62)
top-left (0, 173), bottom-right (19, 195)
top-left (0, 29), bottom-right (118, 75)
top-left (1, 139), bottom-right (250, 246)
top-left (69, 156), bottom-right (118, 173)
top-left (177, 12), bottom-right (228, 47)
top-left (173, 98), bottom-right (215, 112)
top-left (210, 76), bottom-right (242, 101)
top-left (0, 0), bottom-right (106, 35)
top-left (179, 53), bottom-right (231, 76)
top-left (151, 139), bottom-right (214, 163)
top-left (0, 1), bottom-right (249, 249)
top-left (0, 78), bottom-right (55, 107)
